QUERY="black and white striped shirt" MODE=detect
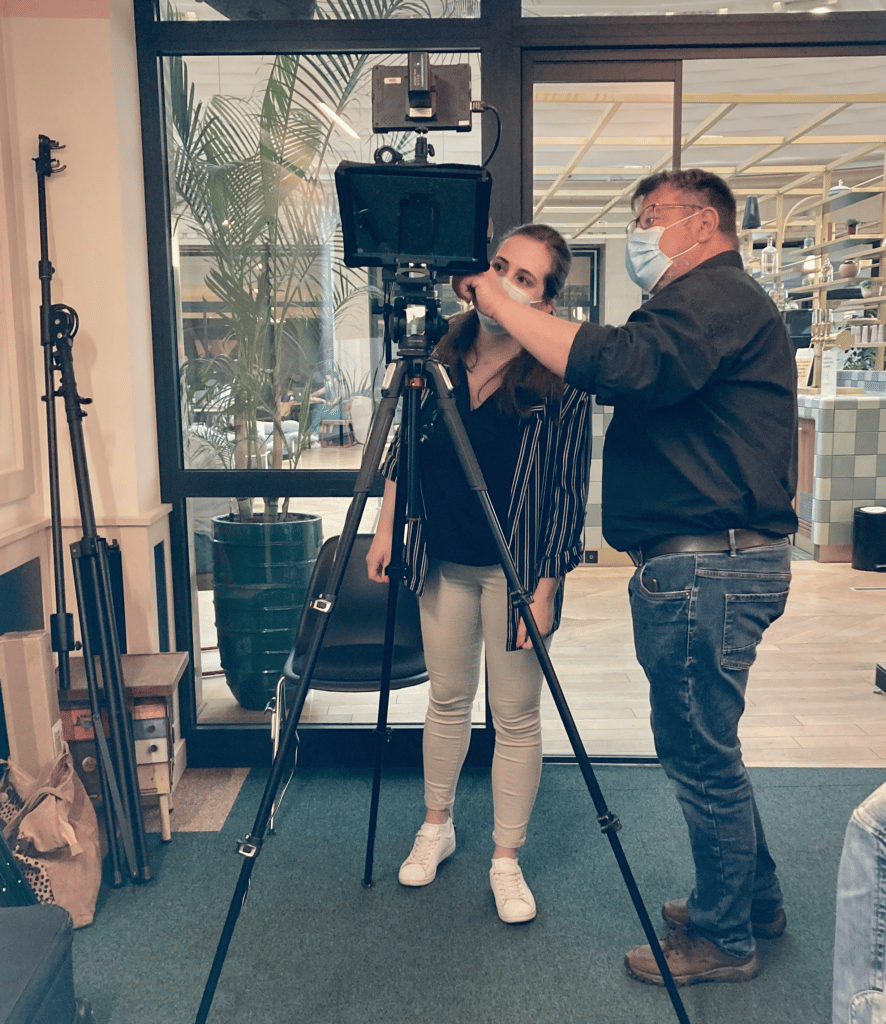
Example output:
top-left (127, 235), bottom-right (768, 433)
top-left (381, 379), bottom-right (591, 651)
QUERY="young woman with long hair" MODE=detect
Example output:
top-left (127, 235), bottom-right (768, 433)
top-left (366, 224), bottom-right (591, 923)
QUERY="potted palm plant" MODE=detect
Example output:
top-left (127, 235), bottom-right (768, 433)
top-left (168, 48), bottom-right (385, 710)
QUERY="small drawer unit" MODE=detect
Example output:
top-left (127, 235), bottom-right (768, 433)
top-left (134, 738), bottom-right (169, 764)
top-left (132, 699), bottom-right (170, 767)
top-left (58, 653), bottom-right (188, 844)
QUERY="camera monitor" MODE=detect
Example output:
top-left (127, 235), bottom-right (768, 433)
top-left (335, 160), bottom-right (492, 276)
top-left (371, 57), bottom-right (472, 133)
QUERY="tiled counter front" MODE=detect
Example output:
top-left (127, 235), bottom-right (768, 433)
top-left (583, 404), bottom-right (632, 566)
top-left (795, 392), bottom-right (886, 561)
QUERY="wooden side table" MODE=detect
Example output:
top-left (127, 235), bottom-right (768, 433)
top-left (57, 653), bottom-right (188, 842)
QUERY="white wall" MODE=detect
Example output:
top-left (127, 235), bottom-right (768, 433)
top-left (0, 10), bottom-right (42, 534)
top-left (603, 236), bottom-right (643, 328)
top-left (0, 0), bottom-right (171, 652)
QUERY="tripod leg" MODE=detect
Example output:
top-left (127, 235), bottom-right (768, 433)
top-left (193, 678), bottom-right (311, 1024)
top-left (92, 538), bottom-right (152, 881)
top-left (195, 377), bottom-right (405, 1024)
top-left (79, 540), bottom-right (151, 881)
top-left (362, 413), bottom-right (413, 887)
top-left (71, 546), bottom-right (137, 885)
top-left (362, 570), bottom-right (397, 888)
top-left (426, 363), bottom-right (691, 1024)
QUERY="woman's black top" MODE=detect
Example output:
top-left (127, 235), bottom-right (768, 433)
top-left (418, 376), bottom-right (523, 566)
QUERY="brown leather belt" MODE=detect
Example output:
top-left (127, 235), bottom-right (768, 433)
top-left (631, 529), bottom-right (784, 565)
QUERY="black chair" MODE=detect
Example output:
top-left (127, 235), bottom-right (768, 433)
top-left (268, 534), bottom-right (428, 872)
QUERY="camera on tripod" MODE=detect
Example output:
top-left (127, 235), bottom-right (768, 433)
top-left (334, 52), bottom-right (493, 279)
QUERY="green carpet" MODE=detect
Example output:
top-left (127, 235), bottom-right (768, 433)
top-left (73, 764), bottom-right (883, 1024)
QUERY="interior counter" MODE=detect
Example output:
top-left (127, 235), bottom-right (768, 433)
top-left (795, 391), bottom-right (886, 561)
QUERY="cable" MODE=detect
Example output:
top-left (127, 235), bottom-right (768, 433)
top-left (472, 101), bottom-right (502, 168)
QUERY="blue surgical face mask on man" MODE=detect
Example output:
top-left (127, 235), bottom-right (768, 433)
top-left (476, 277), bottom-right (545, 334)
top-left (625, 213), bottom-right (700, 293)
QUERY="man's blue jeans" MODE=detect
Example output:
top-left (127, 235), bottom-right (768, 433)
top-left (833, 781), bottom-right (886, 1024)
top-left (628, 538), bottom-right (792, 957)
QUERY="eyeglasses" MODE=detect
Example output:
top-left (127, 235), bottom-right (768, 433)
top-left (626, 204), bottom-right (703, 235)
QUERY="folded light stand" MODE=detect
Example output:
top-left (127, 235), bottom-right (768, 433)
top-left (34, 135), bottom-right (150, 885)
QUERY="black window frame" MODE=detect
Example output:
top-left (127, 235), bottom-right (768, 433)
top-left (132, 0), bottom-right (886, 765)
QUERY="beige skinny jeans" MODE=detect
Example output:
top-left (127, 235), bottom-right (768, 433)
top-left (419, 559), bottom-right (548, 849)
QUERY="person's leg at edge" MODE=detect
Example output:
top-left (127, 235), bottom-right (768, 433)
top-left (832, 780), bottom-right (886, 1024)
top-left (398, 560), bottom-right (483, 886)
top-left (480, 565), bottom-right (545, 922)
top-left (625, 542), bottom-right (790, 983)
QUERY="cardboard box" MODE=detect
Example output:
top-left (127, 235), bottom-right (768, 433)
top-left (0, 632), bottom-right (64, 775)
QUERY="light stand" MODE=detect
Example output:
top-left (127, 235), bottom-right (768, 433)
top-left (34, 135), bottom-right (151, 886)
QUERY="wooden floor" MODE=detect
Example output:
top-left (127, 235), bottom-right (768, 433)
top-left (547, 558), bottom-right (886, 766)
top-left (199, 554), bottom-right (886, 767)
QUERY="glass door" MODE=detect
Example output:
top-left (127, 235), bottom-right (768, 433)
top-left (525, 56), bottom-right (681, 758)
top-left (163, 51), bottom-right (482, 734)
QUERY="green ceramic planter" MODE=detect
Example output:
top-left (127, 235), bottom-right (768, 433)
top-left (212, 512), bottom-right (323, 711)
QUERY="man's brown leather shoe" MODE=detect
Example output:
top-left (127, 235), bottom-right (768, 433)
top-left (625, 929), bottom-right (759, 986)
top-left (662, 897), bottom-right (787, 939)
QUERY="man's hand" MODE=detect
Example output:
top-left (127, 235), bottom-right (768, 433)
top-left (453, 273), bottom-right (579, 380)
top-left (451, 274), bottom-right (473, 304)
top-left (452, 270), bottom-right (508, 320)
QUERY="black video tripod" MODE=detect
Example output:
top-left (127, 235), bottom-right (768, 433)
top-left (195, 266), bottom-right (690, 1024)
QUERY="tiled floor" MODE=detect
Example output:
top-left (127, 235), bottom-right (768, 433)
top-left (197, 538), bottom-right (886, 768)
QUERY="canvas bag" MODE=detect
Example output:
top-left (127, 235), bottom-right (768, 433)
top-left (0, 744), bottom-right (102, 928)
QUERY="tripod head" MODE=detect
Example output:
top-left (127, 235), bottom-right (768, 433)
top-left (378, 264), bottom-right (449, 361)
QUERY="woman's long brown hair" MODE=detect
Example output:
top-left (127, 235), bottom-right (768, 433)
top-left (433, 224), bottom-right (571, 417)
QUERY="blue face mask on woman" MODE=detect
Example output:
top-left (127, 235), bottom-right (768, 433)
top-left (625, 214), bottom-right (699, 293)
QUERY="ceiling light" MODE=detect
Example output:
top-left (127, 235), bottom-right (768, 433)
top-left (183, 10), bottom-right (199, 19)
top-left (316, 102), bottom-right (360, 140)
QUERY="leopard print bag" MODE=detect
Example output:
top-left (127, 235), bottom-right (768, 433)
top-left (1, 745), bottom-right (102, 928)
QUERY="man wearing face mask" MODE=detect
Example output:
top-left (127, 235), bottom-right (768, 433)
top-left (457, 170), bottom-right (798, 985)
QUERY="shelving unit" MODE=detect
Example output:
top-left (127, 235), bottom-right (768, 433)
top-left (749, 164), bottom-right (886, 383)
top-left (58, 653), bottom-right (187, 844)
top-left (776, 176), bottom-right (883, 305)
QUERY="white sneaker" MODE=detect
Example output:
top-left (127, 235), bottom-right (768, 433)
top-left (398, 820), bottom-right (456, 886)
top-left (489, 857), bottom-right (536, 923)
